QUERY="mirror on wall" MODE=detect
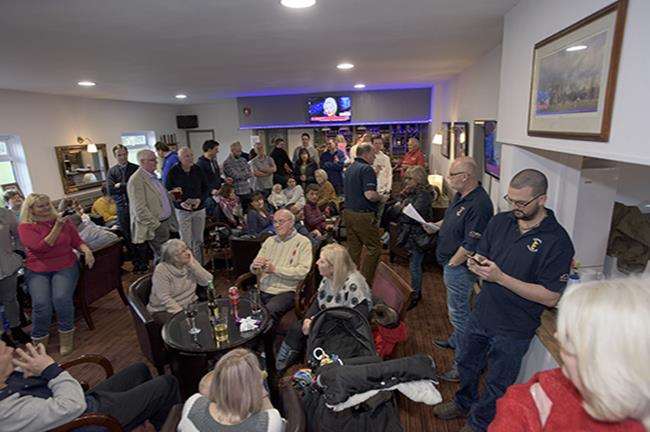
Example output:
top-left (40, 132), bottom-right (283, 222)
top-left (54, 144), bottom-right (109, 194)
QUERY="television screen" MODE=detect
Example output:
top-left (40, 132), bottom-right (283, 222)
top-left (483, 121), bottom-right (500, 179)
top-left (307, 96), bottom-right (351, 123)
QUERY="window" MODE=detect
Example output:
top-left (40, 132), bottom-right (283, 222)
top-left (0, 135), bottom-right (32, 206)
top-left (121, 131), bottom-right (156, 164)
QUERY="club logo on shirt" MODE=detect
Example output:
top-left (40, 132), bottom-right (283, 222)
top-left (468, 230), bottom-right (482, 239)
top-left (527, 238), bottom-right (542, 253)
top-left (560, 273), bottom-right (569, 282)
top-left (456, 206), bottom-right (466, 217)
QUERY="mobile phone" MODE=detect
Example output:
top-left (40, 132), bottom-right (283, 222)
top-left (470, 256), bottom-right (489, 267)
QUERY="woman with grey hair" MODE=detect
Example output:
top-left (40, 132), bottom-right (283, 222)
top-left (147, 238), bottom-right (213, 324)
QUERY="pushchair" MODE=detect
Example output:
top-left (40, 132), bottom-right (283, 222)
top-left (284, 306), bottom-right (441, 432)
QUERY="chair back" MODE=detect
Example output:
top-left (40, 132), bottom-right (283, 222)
top-left (77, 239), bottom-right (123, 304)
top-left (371, 262), bottom-right (413, 321)
top-left (230, 236), bottom-right (267, 277)
top-left (126, 275), bottom-right (168, 373)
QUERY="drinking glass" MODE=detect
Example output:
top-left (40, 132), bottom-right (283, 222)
top-left (185, 302), bottom-right (201, 335)
top-left (250, 284), bottom-right (262, 316)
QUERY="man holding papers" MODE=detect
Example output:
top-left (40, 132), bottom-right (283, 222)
top-left (433, 157), bottom-right (493, 382)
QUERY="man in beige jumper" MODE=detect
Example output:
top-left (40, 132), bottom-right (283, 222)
top-left (251, 209), bottom-right (312, 324)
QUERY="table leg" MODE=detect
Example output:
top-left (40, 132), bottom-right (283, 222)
top-left (262, 327), bottom-right (280, 407)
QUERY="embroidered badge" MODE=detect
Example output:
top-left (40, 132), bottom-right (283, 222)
top-left (559, 273), bottom-right (569, 283)
top-left (527, 238), bottom-right (542, 252)
top-left (456, 206), bottom-right (466, 217)
top-left (469, 230), bottom-right (482, 239)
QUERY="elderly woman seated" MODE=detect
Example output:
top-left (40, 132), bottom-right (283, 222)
top-left (179, 348), bottom-right (285, 432)
top-left (490, 278), bottom-right (650, 431)
top-left (275, 244), bottom-right (371, 371)
top-left (147, 239), bottom-right (213, 324)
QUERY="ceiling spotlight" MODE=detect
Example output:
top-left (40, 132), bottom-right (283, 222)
top-left (337, 63), bottom-right (354, 70)
top-left (566, 45), bottom-right (587, 52)
top-left (77, 81), bottom-right (96, 87)
top-left (354, 83), bottom-right (366, 89)
top-left (280, 0), bottom-right (316, 8)
top-left (175, 94), bottom-right (188, 99)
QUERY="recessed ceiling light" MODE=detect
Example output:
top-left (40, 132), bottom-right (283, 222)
top-left (566, 45), bottom-right (587, 52)
top-left (354, 83), bottom-right (366, 89)
top-left (337, 63), bottom-right (354, 70)
top-left (280, 0), bottom-right (316, 8)
top-left (175, 94), bottom-right (187, 99)
top-left (77, 81), bottom-right (96, 87)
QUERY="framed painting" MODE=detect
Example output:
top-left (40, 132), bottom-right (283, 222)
top-left (527, 0), bottom-right (628, 141)
top-left (1, 182), bottom-right (23, 197)
top-left (452, 122), bottom-right (469, 159)
top-left (440, 122), bottom-right (451, 159)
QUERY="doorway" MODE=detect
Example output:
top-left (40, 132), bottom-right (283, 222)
top-left (186, 129), bottom-right (215, 153)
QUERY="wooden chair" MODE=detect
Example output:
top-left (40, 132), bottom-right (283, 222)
top-left (125, 275), bottom-right (168, 375)
top-left (230, 235), bottom-right (270, 278)
top-left (49, 354), bottom-right (180, 432)
top-left (74, 239), bottom-right (125, 330)
top-left (371, 262), bottom-right (413, 321)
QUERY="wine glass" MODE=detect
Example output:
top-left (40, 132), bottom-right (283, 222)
top-left (185, 302), bottom-right (201, 335)
top-left (250, 284), bottom-right (262, 316)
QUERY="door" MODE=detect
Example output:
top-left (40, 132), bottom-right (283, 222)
top-left (186, 129), bottom-right (215, 153)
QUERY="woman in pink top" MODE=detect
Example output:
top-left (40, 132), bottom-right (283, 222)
top-left (490, 279), bottom-right (649, 432)
top-left (18, 194), bottom-right (94, 355)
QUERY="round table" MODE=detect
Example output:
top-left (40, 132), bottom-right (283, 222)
top-left (161, 298), bottom-right (272, 398)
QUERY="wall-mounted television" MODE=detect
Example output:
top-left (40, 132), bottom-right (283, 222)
top-left (482, 120), bottom-right (500, 179)
top-left (307, 96), bottom-right (352, 123)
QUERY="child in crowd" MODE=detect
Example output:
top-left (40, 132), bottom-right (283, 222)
top-left (268, 184), bottom-right (287, 210)
top-left (283, 177), bottom-right (305, 209)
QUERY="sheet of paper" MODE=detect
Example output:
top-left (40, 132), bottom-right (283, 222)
top-left (402, 203), bottom-right (439, 232)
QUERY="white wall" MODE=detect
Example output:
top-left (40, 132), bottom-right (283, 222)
top-left (178, 99), bottom-right (252, 166)
top-left (0, 89), bottom-right (180, 199)
top-left (498, 0), bottom-right (650, 166)
top-left (430, 44), bottom-right (503, 205)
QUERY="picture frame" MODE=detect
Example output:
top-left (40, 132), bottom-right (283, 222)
top-left (527, 0), bottom-right (628, 141)
top-left (1, 182), bottom-right (23, 197)
top-left (452, 122), bottom-right (469, 159)
top-left (475, 120), bottom-right (500, 179)
top-left (440, 122), bottom-right (451, 159)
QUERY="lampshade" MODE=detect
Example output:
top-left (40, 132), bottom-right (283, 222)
top-left (86, 143), bottom-right (98, 153)
top-left (459, 132), bottom-right (466, 143)
top-left (76, 136), bottom-right (97, 153)
top-left (428, 174), bottom-right (444, 191)
top-left (432, 133), bottom-right (443, 145)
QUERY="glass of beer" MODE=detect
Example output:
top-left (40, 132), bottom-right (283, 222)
top-left (213, 305), bottom-right (229, 343)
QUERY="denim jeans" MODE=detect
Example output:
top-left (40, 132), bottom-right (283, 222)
top-left (26, 263), bottom-right (79, 338)
top-left (409, 249), bottom-right (425, 297)
top-left (175, 208), bottom-right (206, 265)
top-left (443, 263), bottom-right (476, 349)
top-left (454, 314), bottom-right (532, 431)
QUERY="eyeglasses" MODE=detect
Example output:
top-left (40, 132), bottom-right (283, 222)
top-left (447, 171), bottom-right (468, 178)
top-left (273, 219), bottom-right (292, 226)
top-left (503, 194), bottom-right (544, 208)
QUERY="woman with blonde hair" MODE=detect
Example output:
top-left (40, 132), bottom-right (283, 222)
top-left (490, 278), bottom-right (650, 431)
top-left (17, 193), bottom-right (94, 354)
top-left (179, 348), bottom-right (285, 432)
top-left (275, 243), bottom-right (371, 370)
top-left (314, 169), bottom-right (338, 215)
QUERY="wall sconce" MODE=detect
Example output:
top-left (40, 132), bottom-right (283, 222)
top-left (459, 132), bottom-right (466, 144)
top-left (428, 174), bottom-right (444, 191)
top-left (77, 136), bottom-right (97, 153)
top-left (432, 133), bottom-right (443, 145)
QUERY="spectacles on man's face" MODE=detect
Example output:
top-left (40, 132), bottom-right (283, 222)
top-left (273, 218), bottom-right (292, 226)
top-left (503, 193), bottom-right (544, 208)
top-left (447, 171), bottom-right (468, 178)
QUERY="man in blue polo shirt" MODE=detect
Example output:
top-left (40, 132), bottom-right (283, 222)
top-left (433, 169), bottom-right (574, 432)
top-left (433, 157), bottom-right (493, 382)
top-left (343, 143), bottom-right (383, 283)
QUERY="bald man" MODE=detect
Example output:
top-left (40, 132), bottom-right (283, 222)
top-left (165, 147), bottom-right (208, 264)
top-left (433, 156), bottom-right (493, 382)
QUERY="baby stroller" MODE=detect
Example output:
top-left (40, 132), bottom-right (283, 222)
top-left (289, 307), bottom-right (441, 432)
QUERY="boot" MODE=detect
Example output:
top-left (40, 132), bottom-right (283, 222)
top-left (59, 329), bottom-right (75, 355)
top-left (32, 334), bottom-right (50, 350)
top-left (11, 327), bottom-right (31, 345)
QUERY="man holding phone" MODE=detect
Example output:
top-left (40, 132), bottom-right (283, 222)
top-left (432, 157), bottom-right (493, 382)
top-left (433, 169), bottom-right (574, 432)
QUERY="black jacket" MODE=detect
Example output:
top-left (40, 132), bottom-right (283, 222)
top-left (107, 162), bottom-right (139, 208)
top-left (196, 155), bottom-right (222, 192)
top-left (397, 186), bottom-right (435, 252)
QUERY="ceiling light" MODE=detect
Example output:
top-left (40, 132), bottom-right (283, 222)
top-left (354, 83), bottom-right (366, 89)
top-left (77, 81), bottom-right (96, 87)
top-left (337, 63), bottom-right (354, 70)
top-left (175, 94), bottom-right (187, 99)
top-left (280, 0), bottom-right (316, 8)
top-left (566, 45), bottom-right (587, 52)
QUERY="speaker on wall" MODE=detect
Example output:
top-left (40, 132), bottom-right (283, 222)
top-left (176, 115), bottom-right (198, 129)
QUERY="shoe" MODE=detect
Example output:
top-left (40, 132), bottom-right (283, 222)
top-left (10, 327), bottom-right (31, 345)
top-left (433, 339), bottom-right (454, 350)
top-left (432, 400), bottom-right (466, 420)
top-left (438, 365), bottom-right (460, 382)
top-left (1, 333), bottom-right (16, 348)
top-left (275, 341), bottom-right (300, 371)
top-left (407, 293), bottom-right (421, 310)
top-left (59, 329), bottom-right (75, 356)
top-left (32, 334), bottom-right (50, 350)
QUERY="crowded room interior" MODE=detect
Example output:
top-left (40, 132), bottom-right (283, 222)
top-left (1, 0), bottom-right (649, 431)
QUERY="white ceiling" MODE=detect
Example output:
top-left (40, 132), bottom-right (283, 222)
top-left (0, 0), bottom-right (518, 104)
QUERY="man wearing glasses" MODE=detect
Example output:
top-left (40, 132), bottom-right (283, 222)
top-left (433, 157), bottom-right (493, 382)
top-left (434, 169), bottom-right (574, 432)
top-left (251, 209), bottom-right (312, 325)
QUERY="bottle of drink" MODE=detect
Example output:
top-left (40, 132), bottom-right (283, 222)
top-left (207, 281), bottom-right (219, 324)
top-left (228, 286), bottom-right (240, 322)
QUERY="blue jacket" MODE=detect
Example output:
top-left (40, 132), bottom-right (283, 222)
top-left (319, 149), bottom-right (346, 189)
top-left (161, 151), bottom-right (180, 186)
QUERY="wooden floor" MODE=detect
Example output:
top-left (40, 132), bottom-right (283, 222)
top-left (47, 255), bottom-right (466, 432)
